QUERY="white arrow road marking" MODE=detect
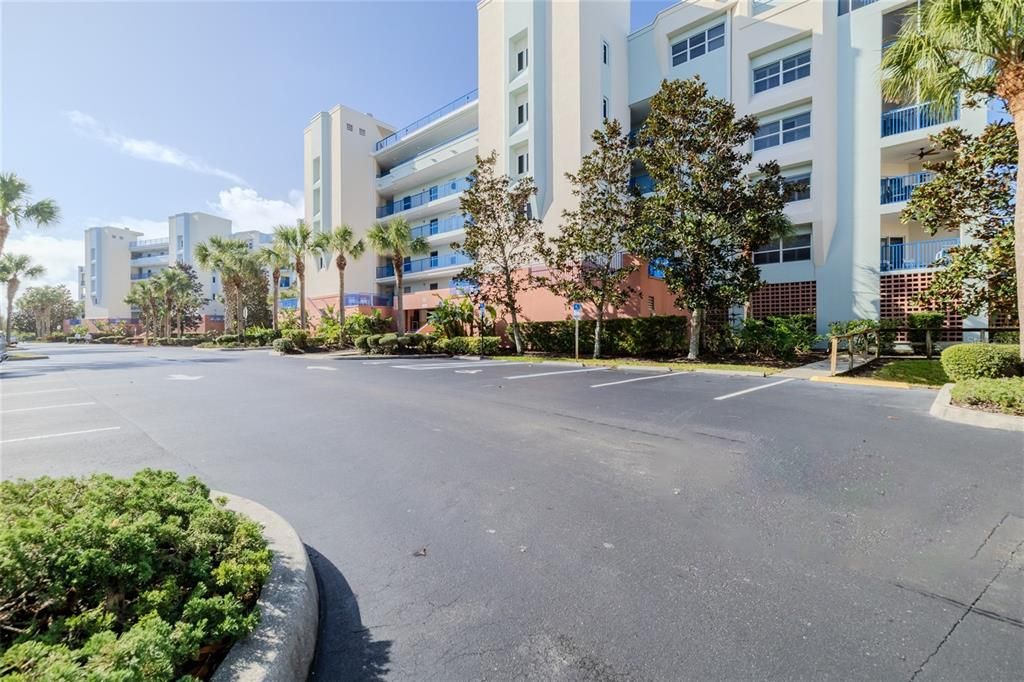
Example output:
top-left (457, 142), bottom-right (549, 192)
top-left (713, 378), bottom-right (794, 401)
top-left (306, 365), bottom-right (338, 371)
top-left (167, 374), bottom-right (204, 381)
top-left (454, 369), bottom-right (482, 374)
top-left (1, 401), bottom-right (96, 414)
top-left (2, 426), bottom-right (121, 444)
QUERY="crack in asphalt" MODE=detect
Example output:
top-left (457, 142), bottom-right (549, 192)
top-left (908, 539), bottom-right (1024, 680)
top-left (970, 512), bottom-right (1022, 560)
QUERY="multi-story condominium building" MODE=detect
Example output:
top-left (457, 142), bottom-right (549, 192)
top-left (303, 0), bottom-right (989, 335)
top-left (81, 212), bottom-right (277, 330)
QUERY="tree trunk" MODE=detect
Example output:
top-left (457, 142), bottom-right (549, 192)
top-left (394, 254), bottom-right (405, 335)
top-left (297, 261), bottom-right (307, 330)
top-left (687, 308), bottom-right (703, 360)
top-left (177, 310), bottom-right (183, 338)
top-left (509, 305), bottom-right (523, 355)
top-left (1012, 98), bottom-right (1024, 360)
top-left (5, 278), bottom-right (17, 342)
top-left (337, 259), bottom-right (346, 325)
top-left (594, 307), bottom-right (603, 360)
top-left (0, 214), bottom-right (9, 260)
top-left (271, 271), bottom-right (280, 332)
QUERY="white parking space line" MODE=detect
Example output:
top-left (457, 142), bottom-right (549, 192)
top-left (306, 365), bottom-right (338, 371)
top-left (1, 401), bottom-right (96, 414)
top-left (590, 372), bottom-right (691, 388)
top-left (1, 426), bottom-right (121, 444)
top-left (393, 361), bottom-right (514, 371)
top-left (713, 378), bottom-right (794, 401)
top-left (506, 367), bottom-right (608, 380)
top-left (0, 387), bottom-right (79, 397)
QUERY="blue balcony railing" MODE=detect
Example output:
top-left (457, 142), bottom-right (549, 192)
top-left (880, 237), bottom-right (959, 272)
top-left (838, 0), bottom-right (879, 16)
top-left (376, 178), bottom-right (471, 219)
top-left (410, 214), bottom-right (467, 239)
top-left (376, 252), bottom-right (472, 279)
top-left (130, 272), bottom-right (154, 281)
top-left (630, 174), bottom-right (655, 194)
top-left (374, 88), bottom-right (479, 152)
top-left (881, 100), bottom-right (958, 137)
top-left (129, 237), bottom-right (169, 249)
top-left (881, 172), bottom-right (934, 204)
top-left (343, 293), bottom-right (393, 307)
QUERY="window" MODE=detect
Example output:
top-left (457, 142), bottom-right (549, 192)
top-left (90, 247), bottom-right (96, 260)
top-left (313, 219), bottom-right (320, 233)
top-left (176, 236), bottom-right (184, 249)
top-left (313, 156), bottom-right (321, 183)
top-left (754, 232), bottom-right (811, 264)
top-left (346, 123), bottom-right (353, 131)
top-left (517, 49), bottom-right (528, 72)
top-left (754, 111), bottom-right (811, 151)
top-left (313, 188), bottom-right (321, 214)
top-left (602, 41), bottom-right (609, 65)
top-left (359, 128), bottom-right (366, 136)
top-left (429, 218), bottom-right (439, 235)
top-left (429, 185), bottom-right (438, 201)
top-left (671, 22), bottom-right (725, 66)
top-left (753, 49), bottom-right (811, 93)
top-left (429, 283), bottom-right (438, 290)
top-left (783, 173), bottom-right (811, 202)
top-left (403, 286), bottom-right (412, 294)
top-left (517, 152), bottom-right (529, 175)
top-left (212, 275), bottom-right (217, 283)
top-left (602, 97), bottom-right (609, 119)
top-left (430, 250), bottom-right (439, 267)
top-left (517, 102), bottom-right (528, 125)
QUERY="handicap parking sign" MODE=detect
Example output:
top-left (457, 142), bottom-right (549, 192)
top-left (572, 302), bottom-right (582, 320)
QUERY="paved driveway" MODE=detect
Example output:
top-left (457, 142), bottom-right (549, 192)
top-left (2, 344), bottom-right (1021, 680)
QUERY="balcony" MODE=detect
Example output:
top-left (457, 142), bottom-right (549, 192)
top-left (129, 237), bottom-right (169, 249)
top-left (881, 172), bottom-right (934, 204)
top-left (411, 215), bottom-right (467, 240)
top-left (880, 237), bottom-right (959, 272)
top-left (881, 100), bottom-right (958, 137)
top-left (375, 88), bottom-right (479, 153)
top-left (376, 178), bottom-right (471, 219)
top-left (342, 292), bottom-right (393, 307)
top-left (376, 252), bottom-right (472, 279)
top-left (130, 272), bottom-right (155, 281)
top-left (130, 254), bottom-right (169, 267)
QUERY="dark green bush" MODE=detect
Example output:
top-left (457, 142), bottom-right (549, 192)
top-left (365, 334), bottom-right (383, 352)
top-left (520, 316), bottom-right (687, 357)
top-left (950, 377), bottom-right (1024, 416)
top-left (272, 338), bottom-right (295, 353)
top-left (828, 319), bottom-right (898, 353)
top-left (246, 326), bottom-right (279, 347)
top-left (993, 330), bottom-right (1020, 344)
top-left (45, 333), bottom-right (67, 342)
top-left (280, 329), bottom-right (308, 349)
top-left (737, 314), bottom-right (817, 359)
top-left (940, 343), bottom-right (1021, 381)
top-left (354, 334), bottom-right (371, 352)
top-left (908, 312), bottom-right (946, 344)
top-left (342, 310), bottom-right (391, 338)
top-left (215, 334), bottom-right (239, 345)
top-left (0, 470), bottom-right (271, 680)
top-left (377, 333), bottom-right (400, 354)
top-left (437, 336), bottom-right (500, 355)
top-left (96, 336), bottom-right (119, 345)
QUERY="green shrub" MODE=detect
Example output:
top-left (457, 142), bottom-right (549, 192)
top-left (950, 377), bottom-right (1024, 416)
top-left (437, 336), bottom-right (500, 355)
top-left (246, 326), bottom-right (279, 347)
top-left (96, 336), bottom-right (119, 345)
top-left (342, 310), bottom-right (391, 338)
top-left (737, 314), bottom-right (817, 359)
top-left (993, 330), bottom-right (1020, 344)
top-left (215, 334), bottom-right (239, 345)
top-left (401, 332), bottom-right (434, 353)
top-left (0, 470), bottom-right (271, 680)
top-left (280, 329), bottom-right (308, 349)
top-left (314, 313), bottom-right (346, 348)
top-left (272, 338), bottom-right (295, 354)
top-left (354, 334), bottom-right (371, 352)
top-left (907, 311), bottom-right (946, 344)
top-left (44, 332), bottom-right (67, 342)
top-left (377, 333), bottom-right (400, 354)
top-left (940, 343), bottom-right (1021, 381)
top-left (520, 315), bottom-right (687, 357)
top-left (827, 319), bottom-right (898, 353)
top-left (365, 334), bottom-right (383, 352)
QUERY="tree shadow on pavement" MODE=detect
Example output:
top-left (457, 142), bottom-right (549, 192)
top-left (307, 545), bottom-right (392, 681)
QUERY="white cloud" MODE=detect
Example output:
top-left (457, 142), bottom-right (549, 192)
top-left (3, 235), bottom-right (83, 295)
top-left (208, 187), bottom-right (302, 232)
top-left (66, 110), bottom-right (247, 185)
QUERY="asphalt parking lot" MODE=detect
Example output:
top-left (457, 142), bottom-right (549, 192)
top-left (2, 344), bottom-right (1022, 680)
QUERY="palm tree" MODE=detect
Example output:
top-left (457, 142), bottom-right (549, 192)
top-left (881, 0), bottom-right (1024, 358)
top-left (154, 268), bottom-right (192, 338)
top-left (0, 173), bottom-right (60, 259)
top-left (366, 218), bottom-right (429, 334)
top-left (322, 225), bottom-right (366, 325)
top-left (0, 253), bottom-right (45, 342)
top-left (195, 236), bottom-right (256, 336)
top-left (257, 244), bottom-right (290, 332)
top-left (124, 279), bottom-right (161, 339)
top-left (274, 221), bottom-right (322, 329)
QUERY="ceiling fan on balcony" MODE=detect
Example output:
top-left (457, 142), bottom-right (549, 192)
top-left (905, 146), bottom-right (939, 160)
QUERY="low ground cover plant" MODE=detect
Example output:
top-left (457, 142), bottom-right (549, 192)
top-left (951, 377), bottom-right (1024, 416)
top-left (0, 470), bottom-right (271, 680)
top-left (437, 336), bottom-right (501, 356)
top-left (940, 343), bottom-right (1021, 381)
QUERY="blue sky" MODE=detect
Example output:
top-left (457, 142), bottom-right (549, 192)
top-left (2, 0), bottom-right (675, 292)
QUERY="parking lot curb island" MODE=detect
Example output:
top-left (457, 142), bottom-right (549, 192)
top-left (211, 491), bottom-right (319, 682)
top-left (929, 383), bottom-right (1024, 432)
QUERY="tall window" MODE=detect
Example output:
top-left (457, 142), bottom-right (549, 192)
top-left (754, 233), bottom-right (811, 264)
top-left (783, 173), bottom-right (811, 202)
top-left (517, 102), bottom-right (528, 125)
top-left (313, 188), bottom-right (321, 214)
top-left (517, 49), bottom-right (528, 72)
top-left (602, 41), bottom-right (609, 65)
top-left (602, 97), bottom-right (609, 119)
top-left (312, 156), bottom-right (321, 183)
top-left (753, 49), bottom-right (811, 93)
top-left (754, 111), bottom-right (811, 151)
top-left (671, 23), bottom-right (725, 66)
top-left (517, 152), bottom-right (529, 175)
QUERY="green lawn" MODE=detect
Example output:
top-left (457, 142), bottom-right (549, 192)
top-left (870, 359), bottom-right (949, 386)
top-left (491, 355), bottom-right (781, 375)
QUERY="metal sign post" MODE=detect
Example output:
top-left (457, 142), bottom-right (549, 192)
top-left (479, 302), bottom-right (486, 355)
top-left (572, 303), bottom-right (582, 361)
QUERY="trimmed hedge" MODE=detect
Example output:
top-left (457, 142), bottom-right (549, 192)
top-left (737, 314), bottom-right (817, 359)
top-left (520, 316), bottom-right (687, 357)
top-left (940, 343), bottom-right (1021, 381)
top-left (280, 329), bottom-right (308, 349)
top-left (272, 338), bottom-right (295, 353)
top-left (354, 334), bottom-right (371, 352)
top-left (437, 336), bottom-right (501, 356)
top-left (951, 377), bottom-right (1024, 416)
top-left (0, 470), bottom-right (271, 680)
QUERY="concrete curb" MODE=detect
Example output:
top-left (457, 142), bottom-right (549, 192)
top-left (212, 491), bottom-right (319, 682)
top-left (809, 375), bottom-right (925, 390)
top-left (929, 384), bottom-right (1024, 432)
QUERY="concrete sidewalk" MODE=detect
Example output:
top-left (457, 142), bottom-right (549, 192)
top-left (778, 352), bottom-right (876, 379)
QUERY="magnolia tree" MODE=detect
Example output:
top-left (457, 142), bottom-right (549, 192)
top-left (627, 77), bottom-right (790, 359)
